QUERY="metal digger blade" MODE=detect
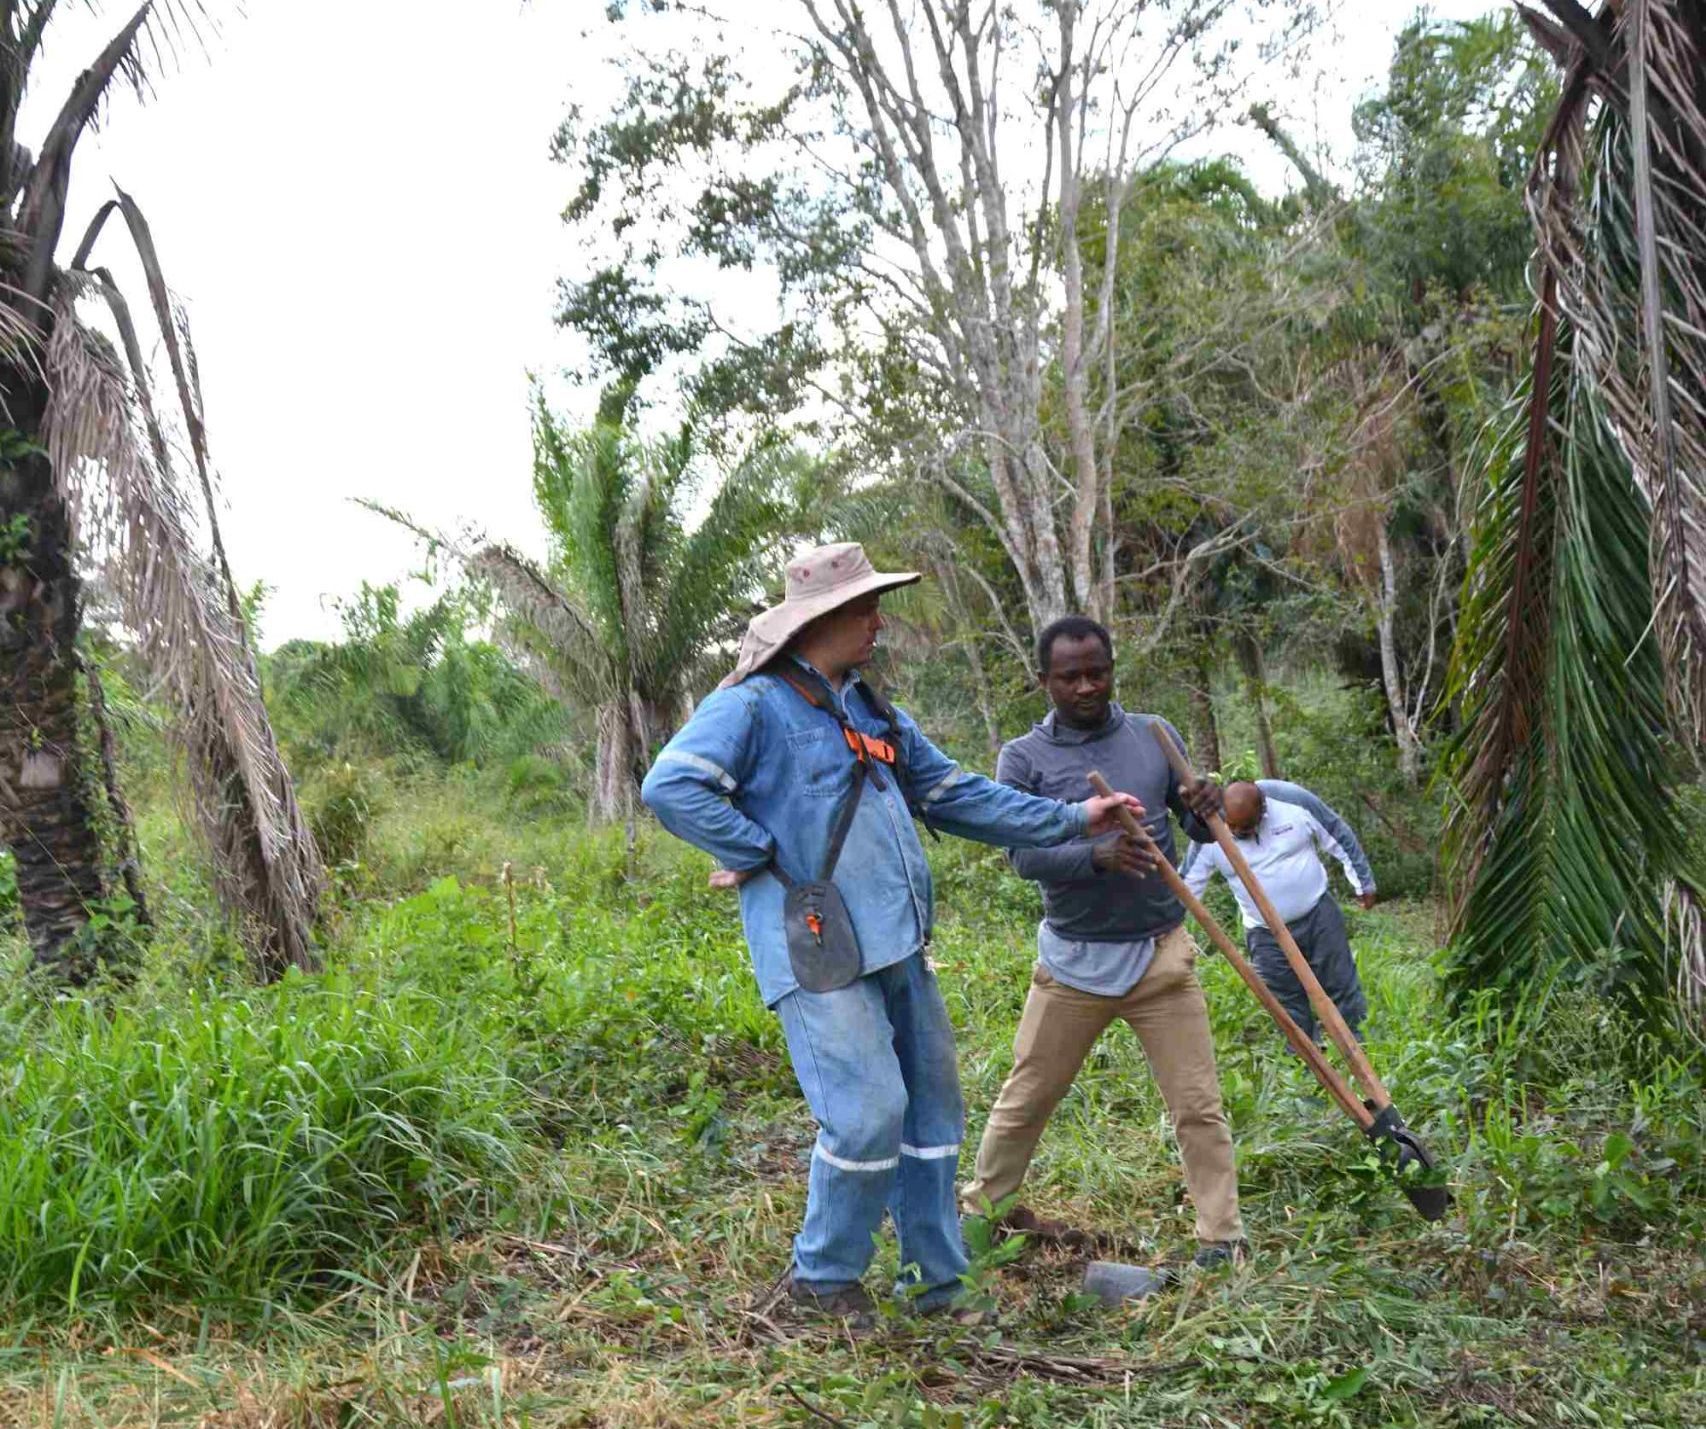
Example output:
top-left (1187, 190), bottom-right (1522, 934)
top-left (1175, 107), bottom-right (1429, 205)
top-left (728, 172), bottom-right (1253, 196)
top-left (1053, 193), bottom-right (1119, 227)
top-left (1364, 1103), bottom-right (1451, 1221)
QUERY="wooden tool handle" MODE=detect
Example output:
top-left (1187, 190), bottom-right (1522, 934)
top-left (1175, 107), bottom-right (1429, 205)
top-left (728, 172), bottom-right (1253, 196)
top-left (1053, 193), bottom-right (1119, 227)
top-left (1087, 771), bottom-right (1371, 1128)
top-left (1147, 723), bottom-right (1392, 1109)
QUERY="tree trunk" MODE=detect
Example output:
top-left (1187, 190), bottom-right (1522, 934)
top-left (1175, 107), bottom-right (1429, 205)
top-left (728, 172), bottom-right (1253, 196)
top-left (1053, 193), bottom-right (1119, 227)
top-left (0, 394), bottom-right (112, 984)
top-left (1188, 649), bottom-right (1223, 775)
top-left (1234, 629), bottom-right (1281, 779)
top-left (1375, 521), bottom-right (1421, 785)
top-left (1054, 0), bottom-right (1104, 621)
top-left (83, 657), bottom-right (150, 930)
top-left (592, 696), bottom-right (640, 825)
top-left (963, 636), bottom-right (1003, 755)
top-left (1005, 438), bottom-right (1071, 633)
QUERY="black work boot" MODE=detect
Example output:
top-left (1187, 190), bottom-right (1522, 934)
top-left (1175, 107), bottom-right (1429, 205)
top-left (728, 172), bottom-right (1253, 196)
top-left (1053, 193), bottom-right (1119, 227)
top-left (1192, 1238), bottom-right (1251, 1270)
top-left (786, 1274), bottom-right (877, 1328)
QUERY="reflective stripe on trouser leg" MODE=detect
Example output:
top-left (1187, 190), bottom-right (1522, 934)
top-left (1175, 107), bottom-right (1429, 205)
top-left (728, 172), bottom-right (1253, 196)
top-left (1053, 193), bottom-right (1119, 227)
top-left (776, 972), bottom-right (906, 1291)
top-left (881, 953), bottom-right (970, 1307)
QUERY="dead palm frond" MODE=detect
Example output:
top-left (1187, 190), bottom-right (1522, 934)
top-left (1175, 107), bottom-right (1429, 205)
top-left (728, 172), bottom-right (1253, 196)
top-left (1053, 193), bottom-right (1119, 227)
top-left (45, 282), bottom-right (322, 977)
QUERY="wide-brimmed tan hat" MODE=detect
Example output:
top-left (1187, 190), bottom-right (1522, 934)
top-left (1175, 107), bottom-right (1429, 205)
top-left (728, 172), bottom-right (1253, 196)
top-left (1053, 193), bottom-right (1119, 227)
top-left (721, 542), bottom-right (920, 687)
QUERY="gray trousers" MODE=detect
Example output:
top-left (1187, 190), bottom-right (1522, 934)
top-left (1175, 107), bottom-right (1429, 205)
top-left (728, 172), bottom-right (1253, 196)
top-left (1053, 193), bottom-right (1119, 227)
top-left (1245, 894), bottom-right (1366, 1043)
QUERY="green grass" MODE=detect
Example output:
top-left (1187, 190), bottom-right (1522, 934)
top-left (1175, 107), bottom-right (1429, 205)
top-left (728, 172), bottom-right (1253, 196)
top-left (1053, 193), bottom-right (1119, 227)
top-left (0, 796), bottom-right (1701, 1426)
top-left (0, 966), bottom-right (524, 1320)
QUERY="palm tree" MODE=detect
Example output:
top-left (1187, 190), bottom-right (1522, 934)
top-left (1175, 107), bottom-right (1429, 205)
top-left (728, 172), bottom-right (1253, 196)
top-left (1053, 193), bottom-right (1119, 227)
top-left (466, 399), bottom-right (797, 823)
top-left (0, 3), bottom-right (321, 982)
top-left (265, 583), bottom-right (571, 770)
top-left (1443, 0), bottom-right (1706, 1030)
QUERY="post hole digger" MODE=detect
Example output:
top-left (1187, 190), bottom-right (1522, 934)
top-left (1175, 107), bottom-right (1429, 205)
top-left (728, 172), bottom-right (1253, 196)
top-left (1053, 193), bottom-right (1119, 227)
top-left (1087, 737), bottom-right (1449, 1221)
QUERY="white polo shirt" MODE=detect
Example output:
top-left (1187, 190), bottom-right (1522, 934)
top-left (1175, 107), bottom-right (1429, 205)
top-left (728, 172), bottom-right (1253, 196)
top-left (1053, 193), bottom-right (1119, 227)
top-left (1182, 798), bottom-right (1370, 930)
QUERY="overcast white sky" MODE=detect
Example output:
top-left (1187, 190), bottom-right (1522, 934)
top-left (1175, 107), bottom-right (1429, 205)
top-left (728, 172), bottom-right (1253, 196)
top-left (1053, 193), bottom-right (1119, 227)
top-left (25, 0), bottom-right (1498, 648)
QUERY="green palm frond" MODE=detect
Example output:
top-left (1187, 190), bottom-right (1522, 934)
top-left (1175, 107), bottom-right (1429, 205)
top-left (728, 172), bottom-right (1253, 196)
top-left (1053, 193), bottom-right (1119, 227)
top-left (648, 442), bottom-right (794, 694)
top-left (1577, 1), bottom-right (1706, 747)
top-left (633, 420), bottom-right (693, 588)
top-left (533, 407), bottom-right (633, 668)
top-left (1444, 326), bottom-right (1676, 1015)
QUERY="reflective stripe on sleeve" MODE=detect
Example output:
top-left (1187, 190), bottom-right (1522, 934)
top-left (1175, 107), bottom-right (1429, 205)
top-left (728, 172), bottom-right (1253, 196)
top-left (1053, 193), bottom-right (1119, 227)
top-left (658, 750), bottom-right (736, 792)
top-left (922, 769), bottom-right (962, 805)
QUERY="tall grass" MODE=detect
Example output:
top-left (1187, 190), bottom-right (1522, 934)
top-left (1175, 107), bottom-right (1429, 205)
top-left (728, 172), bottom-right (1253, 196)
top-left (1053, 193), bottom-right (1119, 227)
top-left (0, 970), bottom-right (524, 1317)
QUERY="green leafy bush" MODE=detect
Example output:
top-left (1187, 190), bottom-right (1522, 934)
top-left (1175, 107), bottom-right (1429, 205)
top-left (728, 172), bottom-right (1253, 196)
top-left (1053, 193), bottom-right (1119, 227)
top-left (301, 758), bottom-right (388, 869)
top-left (505, 752), bottom-right (576, 815)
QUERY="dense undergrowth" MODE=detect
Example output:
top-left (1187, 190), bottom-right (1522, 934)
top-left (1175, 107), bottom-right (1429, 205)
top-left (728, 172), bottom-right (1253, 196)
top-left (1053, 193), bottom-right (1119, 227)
top-left (0, 756), bottom-right (1701, 1425)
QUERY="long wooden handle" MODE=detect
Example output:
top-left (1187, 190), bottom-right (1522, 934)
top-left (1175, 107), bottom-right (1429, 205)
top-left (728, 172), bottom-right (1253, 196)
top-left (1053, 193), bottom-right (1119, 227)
top-left (1088, 771), bottom-right (1371, 1129)
top-left (1147, 724), bottom-right (1392, 1110)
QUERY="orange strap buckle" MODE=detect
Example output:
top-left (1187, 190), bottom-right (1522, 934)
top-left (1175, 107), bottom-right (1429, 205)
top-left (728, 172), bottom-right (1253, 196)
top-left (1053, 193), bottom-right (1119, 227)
top-left (842, 727), bottom-right (896, 764)
top-left (805, 911), bottom-right (823, 938)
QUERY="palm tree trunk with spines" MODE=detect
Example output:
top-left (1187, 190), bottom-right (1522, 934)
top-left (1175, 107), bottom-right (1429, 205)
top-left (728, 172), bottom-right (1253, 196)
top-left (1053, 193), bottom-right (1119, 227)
top-left (0, 384), bottom-right (111, 981)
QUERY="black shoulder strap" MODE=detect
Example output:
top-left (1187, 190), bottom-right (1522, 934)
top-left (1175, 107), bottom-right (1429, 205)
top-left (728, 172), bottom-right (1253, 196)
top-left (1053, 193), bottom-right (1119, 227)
top-left (815, 760), bottom-right (869, 881)
top-left (768, 665), bottom-right (878, 888)
top-left (852, 678), bottom-right (902, 738)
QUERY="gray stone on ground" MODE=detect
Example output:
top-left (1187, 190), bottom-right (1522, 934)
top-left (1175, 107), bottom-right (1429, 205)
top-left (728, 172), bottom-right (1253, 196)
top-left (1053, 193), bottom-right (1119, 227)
top-left (1082, 1259), bottom-right (1166, 1306)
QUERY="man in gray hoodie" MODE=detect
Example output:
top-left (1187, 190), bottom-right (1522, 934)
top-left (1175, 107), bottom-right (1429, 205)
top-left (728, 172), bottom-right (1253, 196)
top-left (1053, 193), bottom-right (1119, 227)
top-left (961, 616), bottom-right (1245, 1264)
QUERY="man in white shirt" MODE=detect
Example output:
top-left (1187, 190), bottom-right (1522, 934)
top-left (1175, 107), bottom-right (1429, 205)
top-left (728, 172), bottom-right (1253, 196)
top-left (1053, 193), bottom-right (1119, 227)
top-left (1181, 780), bottom-right (1376, 1042)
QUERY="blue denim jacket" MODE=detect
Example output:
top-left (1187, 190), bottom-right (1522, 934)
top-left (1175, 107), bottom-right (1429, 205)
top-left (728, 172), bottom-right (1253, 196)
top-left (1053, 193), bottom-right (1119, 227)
top-left (641, 660), bottom-right (1089, 1005)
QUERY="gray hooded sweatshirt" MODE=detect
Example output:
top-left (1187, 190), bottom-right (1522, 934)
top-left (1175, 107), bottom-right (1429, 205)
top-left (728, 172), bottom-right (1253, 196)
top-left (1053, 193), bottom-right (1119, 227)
top-left (995, 704), bottom-right (1212, 943)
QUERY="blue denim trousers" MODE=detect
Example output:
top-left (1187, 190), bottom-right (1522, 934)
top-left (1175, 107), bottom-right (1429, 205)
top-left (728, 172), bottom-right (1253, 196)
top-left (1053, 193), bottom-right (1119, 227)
top-left (774, 952), bottom-right (968, 1307)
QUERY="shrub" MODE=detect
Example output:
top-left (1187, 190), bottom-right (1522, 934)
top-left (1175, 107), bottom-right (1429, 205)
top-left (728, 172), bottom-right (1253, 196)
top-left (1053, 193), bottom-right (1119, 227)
top-left (505, 752), bottom-right (576, 815)
top-left (301, 759), bottom-right (387, 869)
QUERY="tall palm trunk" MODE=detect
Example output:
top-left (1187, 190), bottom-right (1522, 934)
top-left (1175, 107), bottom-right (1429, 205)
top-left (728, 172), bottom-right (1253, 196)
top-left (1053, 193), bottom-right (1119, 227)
top-left (592, 697), bottom-right (640, 825)
top-left (0, 384), bottom-right (111, 982)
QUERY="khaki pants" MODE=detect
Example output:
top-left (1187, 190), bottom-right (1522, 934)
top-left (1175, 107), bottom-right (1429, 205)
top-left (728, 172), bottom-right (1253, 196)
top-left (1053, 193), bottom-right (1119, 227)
top-left (962, 925), bottom-right (1243, 1244)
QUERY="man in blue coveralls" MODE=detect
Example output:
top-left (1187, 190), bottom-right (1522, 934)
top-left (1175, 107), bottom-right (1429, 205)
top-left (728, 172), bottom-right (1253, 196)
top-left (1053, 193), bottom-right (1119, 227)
top-left (642, 543), bottom-right (1142, 1324)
